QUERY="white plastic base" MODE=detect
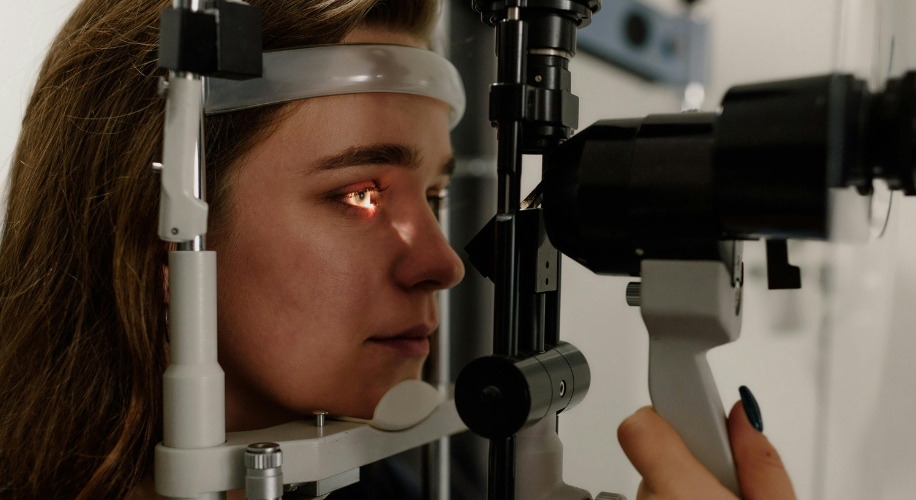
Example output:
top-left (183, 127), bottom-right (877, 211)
top-left (155, 399), bottom-right (466, 498)
top-left (337, 379), bottom-right (440, 431)
top-left (516, 416), bottom-right (593, 500)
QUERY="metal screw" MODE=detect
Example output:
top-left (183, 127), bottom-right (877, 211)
top-left (559, 380), bottom-right (566, 397)
top-left (171, 228), bottom-right (179, 235)
top-left (534, 75), bottom-right (543, 82)
top-left (313, 410), bottom-right (328, 427)
top-left (626, 282), bottom-right (641, 307)
top-left (481, 385), bottom-right (502, 409)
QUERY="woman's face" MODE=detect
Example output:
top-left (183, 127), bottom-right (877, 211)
top-left (212, 30), bottom-right (465, 431)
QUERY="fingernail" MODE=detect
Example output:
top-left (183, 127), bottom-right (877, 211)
top-left (739, 386), bottom-right (763, 432)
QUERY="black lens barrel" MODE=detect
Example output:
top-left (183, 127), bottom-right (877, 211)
top-left (480, 0), bottom-right (600, 153)
top-left (543, 71), bottom-right (916, 276)
top-left (543, 113), bottom-right (718, 275)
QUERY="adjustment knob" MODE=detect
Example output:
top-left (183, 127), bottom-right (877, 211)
top-left (245, 443), bottom-right (283, 500)
top-left (245, 442), bottom-right (282, 469)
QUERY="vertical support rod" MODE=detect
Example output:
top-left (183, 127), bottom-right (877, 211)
top-left (544, 157), bottom-right (562, 349)
top-left (544, 256), bottom-right (561, 348)
top-left (178, 81), bottom-right (206, 252)
top-left (424, 193), bottom-right (453, 500)
top-left (535, 293), bottom-right (547, 353)
top-left (436, 194), bottom-right (452, 500)
top-left (492, 215), bottom-right (518, 356)
top-left (494, 17), bottom-right (526, 217)
top-left (492, 10), bottom-right (526, 359)
top-left (496, 120), bottom-right (523, 215)
top-left (487, 436), bottom-right (516, 500)
top-left (163, 251), bottom-right (223, 449)
top-left (445, 0), bottom-right (498, 494)
top-left (158, 3), bottom-right (223, 498)
top-left (490, 10), bottom-right (527, 500)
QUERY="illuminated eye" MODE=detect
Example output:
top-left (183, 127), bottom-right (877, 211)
top-left (345, 188), bottom-right (377, 209)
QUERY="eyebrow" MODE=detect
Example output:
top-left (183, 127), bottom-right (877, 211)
top-left (307, 143), bottom-right (455, 177)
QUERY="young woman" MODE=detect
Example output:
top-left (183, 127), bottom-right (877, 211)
top-left (0, 0), bottom-right (463, 498)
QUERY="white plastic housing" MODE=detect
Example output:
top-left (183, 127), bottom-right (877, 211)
top-left (640, 259), bottom-right (742, 495)
top-left (159, 75), bottom-right (209, 242)
top-left (515, 415), bottom-right (594, 500)
top-left (162, 251), bottom-right (225, 449)
top-left (155, 400), bottom-right (466, 498)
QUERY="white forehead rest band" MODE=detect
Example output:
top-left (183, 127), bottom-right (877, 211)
top-left (204, 44), bottom-right (466, 129)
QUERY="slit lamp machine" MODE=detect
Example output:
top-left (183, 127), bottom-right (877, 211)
top-left (152, 0), bottom-right (916, 499)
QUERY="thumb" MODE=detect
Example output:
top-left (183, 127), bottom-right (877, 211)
top-left (618, 406), bottom-right (735, 499)
top-left (728, 389), bottom-right (796, 500)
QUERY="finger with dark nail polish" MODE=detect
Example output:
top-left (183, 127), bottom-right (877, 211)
top-left (739, 385), bottom-right (763, 432)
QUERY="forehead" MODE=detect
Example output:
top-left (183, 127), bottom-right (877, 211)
top-left (268, 92), bottom-right (452, 163)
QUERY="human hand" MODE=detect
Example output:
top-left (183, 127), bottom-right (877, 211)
top-left (617, 391), bottom-right (796, 500)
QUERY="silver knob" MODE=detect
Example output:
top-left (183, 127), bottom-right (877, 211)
top-left (245, 443), bottom-right (283, 500)
top-left (626, 282), bottom-right (641, 307)
top-left (245, 442), bottom-right (282, 469)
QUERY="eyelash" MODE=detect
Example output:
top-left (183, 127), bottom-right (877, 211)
top-left (331, 182), bottom-right (447, 216)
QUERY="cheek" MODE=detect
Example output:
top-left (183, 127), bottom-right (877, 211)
top-left (217, 211), bottom-right (388, 348)
top-left (214, 231), bottom-right (424, 419)
top-left (212, 198), bottom-right (414, 415)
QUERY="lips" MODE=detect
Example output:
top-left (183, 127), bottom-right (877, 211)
top-left (367, 325), bottom-right (433, 357)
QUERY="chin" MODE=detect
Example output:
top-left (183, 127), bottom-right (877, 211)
top-left (294, 353), bottom-right (429, 420)
top-left (352, 362), bottom-right (427, 419)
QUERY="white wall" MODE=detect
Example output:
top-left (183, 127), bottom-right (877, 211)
top-left (2, 2), bottom-right (915, 500)
top-left (0, 0), bottom-right (77, 185)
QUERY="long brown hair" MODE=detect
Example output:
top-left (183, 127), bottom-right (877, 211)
top-left (0, 1), bottom-right (437, 498)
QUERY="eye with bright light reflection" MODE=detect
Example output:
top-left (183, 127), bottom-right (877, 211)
top-left (345, 187), bottom-right (377, 209)
top-left (332, 183), bottom-right (449, 218)
top-left (332, 181), bottom-right (385, 216)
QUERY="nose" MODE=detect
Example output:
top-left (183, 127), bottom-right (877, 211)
top-left (392, 200), bottom-right (465, 292)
